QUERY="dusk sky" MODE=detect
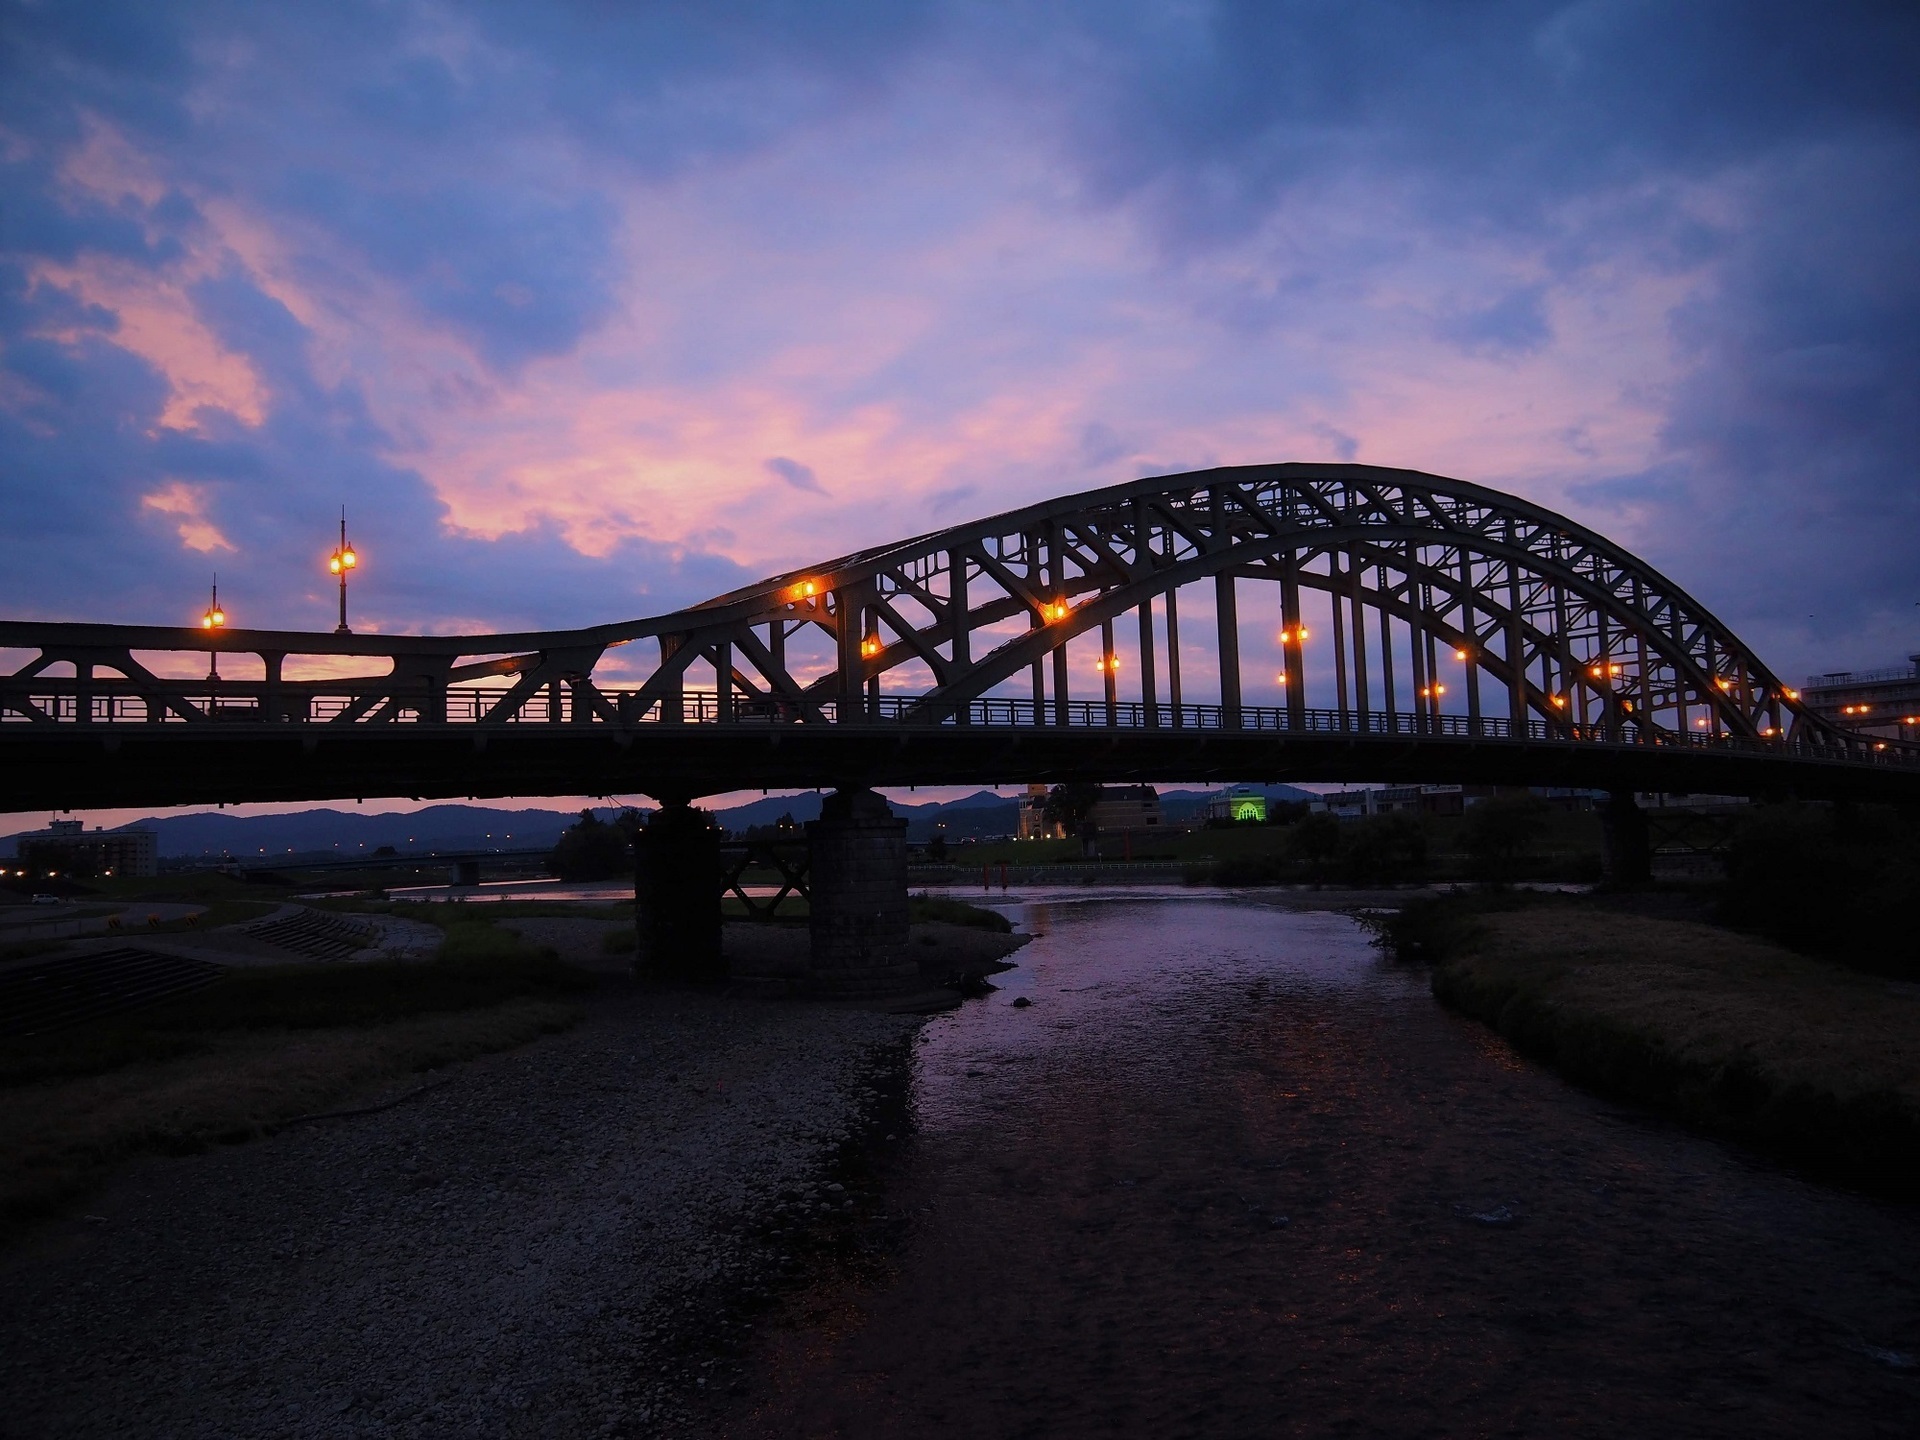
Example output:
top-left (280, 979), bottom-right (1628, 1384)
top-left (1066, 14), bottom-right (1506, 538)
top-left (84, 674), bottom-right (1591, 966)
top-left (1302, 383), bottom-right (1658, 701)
top-left (4, 2), bottom-right (1919, 823)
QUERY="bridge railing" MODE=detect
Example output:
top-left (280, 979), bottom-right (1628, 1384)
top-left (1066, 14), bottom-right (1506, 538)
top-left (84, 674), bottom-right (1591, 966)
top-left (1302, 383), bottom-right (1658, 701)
top-left (4, 673), bottom-right (1916, 768)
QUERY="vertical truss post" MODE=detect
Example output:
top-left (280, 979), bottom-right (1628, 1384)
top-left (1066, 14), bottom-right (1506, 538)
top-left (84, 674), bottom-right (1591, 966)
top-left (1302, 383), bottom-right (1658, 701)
top-left (1349, 551), bottom-right (1369, 728)
top-left (948, 549), bottom-right (969, 724)
top-left (834, 583), bottom-right (865, 720)
top-left (1554, 578), bottom-right (1577, 735)
top-left (1101, 618), bottom-right (1118, 724)
top-left (1330, 550), bottom-right (1350, 729)
top-left (1045, 521), bottom-right (1069, 726)
top-left (1030, 660), bottom-right (1043, 724)
top-left (659, 636), bottom-right (685, 724)
top-left (1408, 582), bottom-right (1430, 735)
top-left (1506, 562), bottom-right (1527, 732)
top-left (714, 638), bottom-right (734, 724)
top-left (1424, 604), bottom-right (1441, 728)
top-left (1281, 557), bottom-right (1305, 728)
top-left (263, 652), bottom-right (284, 724)
top-left (1166, 587), bottom-right (1183, 724)
top-left (1138, 596), bottom-right (1158, 728)
top-left (1215, 572), bottom-right (1241, 727)
top-left (1378, 568), bottom-right (1397, 734)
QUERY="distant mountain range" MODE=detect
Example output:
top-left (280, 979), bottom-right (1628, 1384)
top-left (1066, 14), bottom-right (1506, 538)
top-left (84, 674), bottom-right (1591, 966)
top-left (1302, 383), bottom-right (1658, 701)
top-left (2, 784), bottom-right (1319, 860)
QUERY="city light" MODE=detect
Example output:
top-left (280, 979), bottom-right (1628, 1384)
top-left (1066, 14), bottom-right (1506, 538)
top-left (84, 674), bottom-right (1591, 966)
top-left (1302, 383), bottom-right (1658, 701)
top-left (1783, 688), bottom-right (1800, 701)
top-left (1095, 654), bottom-right (1121, 673)
top-left (1041, 599), bottom-right (1070, 623)
top-left (201, 577), bottom-right (225, 631)
top-left (1550, 695), bottom-right (1567, 708)
top-left (1454, 647), bottom-right (1469, 661)
top-left (860, 636), bottom-right (881, 659)
top-left (1279, 626), bottom-right (1309, 644)
top-left (1275, 671), bottom-right (1288, 685)
top-left (790, 579), bottom-right (820, 601)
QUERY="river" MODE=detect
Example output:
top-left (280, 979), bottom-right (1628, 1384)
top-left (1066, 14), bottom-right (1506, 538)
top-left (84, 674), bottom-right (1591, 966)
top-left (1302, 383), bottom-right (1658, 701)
top-left (717, 889), bottom-right (1920, 1437)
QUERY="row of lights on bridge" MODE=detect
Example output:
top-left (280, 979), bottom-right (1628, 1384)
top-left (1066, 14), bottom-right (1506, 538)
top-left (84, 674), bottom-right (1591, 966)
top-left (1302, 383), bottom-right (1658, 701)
top-left (783, 577), bottom-right (1819, 727)
top-left (194, 510), bottom-right (361, 635)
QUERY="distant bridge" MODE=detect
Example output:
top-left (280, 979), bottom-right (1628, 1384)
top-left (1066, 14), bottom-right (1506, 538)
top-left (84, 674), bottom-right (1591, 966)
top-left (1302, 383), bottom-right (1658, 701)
top-left (4, 463), bottom-right (1916, 813)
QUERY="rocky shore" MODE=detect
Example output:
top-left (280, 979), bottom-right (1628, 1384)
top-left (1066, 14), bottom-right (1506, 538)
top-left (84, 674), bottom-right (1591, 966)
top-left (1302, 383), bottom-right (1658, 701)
top-left (0, 976), bottom-right (932, 1438)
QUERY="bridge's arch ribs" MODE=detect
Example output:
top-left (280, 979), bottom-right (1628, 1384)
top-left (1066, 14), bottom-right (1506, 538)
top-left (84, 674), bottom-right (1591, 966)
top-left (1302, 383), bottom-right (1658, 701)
top-left (651, 464), bottom-right (1840, 753)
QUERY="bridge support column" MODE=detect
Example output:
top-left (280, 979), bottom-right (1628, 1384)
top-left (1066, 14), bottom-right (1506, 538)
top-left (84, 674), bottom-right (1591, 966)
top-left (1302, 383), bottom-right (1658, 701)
top-left (806, 788), bottom-right (920, 996)
top-left (452, 859), bottom-right (480, 887)
top-left (1600, 788), bottom-right (1652, 887)
top-left (635, 801), bottom-right (723, 983)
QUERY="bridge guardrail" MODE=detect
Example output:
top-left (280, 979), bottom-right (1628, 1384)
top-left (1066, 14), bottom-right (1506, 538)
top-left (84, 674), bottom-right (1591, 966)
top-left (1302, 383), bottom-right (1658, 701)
top-left (3, 676), bottom-right (1915, 768)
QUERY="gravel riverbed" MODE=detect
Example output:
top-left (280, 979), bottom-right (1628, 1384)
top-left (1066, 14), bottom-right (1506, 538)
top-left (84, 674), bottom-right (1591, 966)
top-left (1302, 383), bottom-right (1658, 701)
top-left (0, 983), bottom-right (917, 1439)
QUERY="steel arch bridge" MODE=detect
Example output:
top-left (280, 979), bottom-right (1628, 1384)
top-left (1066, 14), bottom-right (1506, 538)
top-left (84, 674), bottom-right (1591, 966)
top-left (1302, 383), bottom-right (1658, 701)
top-left (3, 462), bottom-right (1916, 813)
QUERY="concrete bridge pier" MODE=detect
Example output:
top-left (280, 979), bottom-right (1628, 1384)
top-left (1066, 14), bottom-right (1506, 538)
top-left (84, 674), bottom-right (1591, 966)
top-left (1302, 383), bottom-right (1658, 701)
top-left (634, 800), bottom-right (724, 983)
top-left (1600, 788), bottom-right (1652, 886)
top-left (452, 859), bottom-right (480, 887)
top-left (805, 787), bottom-right (921, 997)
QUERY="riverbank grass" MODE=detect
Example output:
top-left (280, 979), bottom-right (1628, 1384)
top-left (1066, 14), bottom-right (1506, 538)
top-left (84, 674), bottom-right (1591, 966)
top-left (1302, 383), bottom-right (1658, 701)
top-left (1411, 898), bottom-right (1920, 1192)
top-left (1, 920), bottom-right (594, 1239)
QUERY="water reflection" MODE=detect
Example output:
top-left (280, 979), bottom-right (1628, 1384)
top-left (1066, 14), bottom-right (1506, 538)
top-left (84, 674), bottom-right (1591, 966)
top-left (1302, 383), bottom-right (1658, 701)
top-left (912, 891), bottom-right (1424, 1133)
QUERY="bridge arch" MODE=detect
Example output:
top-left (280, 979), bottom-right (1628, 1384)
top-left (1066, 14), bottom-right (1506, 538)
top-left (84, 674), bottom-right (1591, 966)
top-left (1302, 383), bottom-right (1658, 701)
top-left (655, 463), bottom-right (1835, 753)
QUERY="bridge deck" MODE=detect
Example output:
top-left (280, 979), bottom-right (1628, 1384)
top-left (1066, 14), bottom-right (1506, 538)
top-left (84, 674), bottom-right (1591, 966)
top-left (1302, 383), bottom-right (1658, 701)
top-left (3, 695), bottom-right (1914, 812)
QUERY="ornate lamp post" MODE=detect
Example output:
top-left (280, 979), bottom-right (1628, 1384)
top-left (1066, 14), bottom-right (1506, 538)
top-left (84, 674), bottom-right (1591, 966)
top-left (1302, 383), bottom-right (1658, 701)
top-left (201, 576), bottom-right (226, 678)
top-left (328, 508), bottom-right (358, 634)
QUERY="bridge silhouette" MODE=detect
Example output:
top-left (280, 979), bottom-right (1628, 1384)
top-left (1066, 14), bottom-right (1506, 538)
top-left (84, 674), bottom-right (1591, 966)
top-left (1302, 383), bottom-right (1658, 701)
top-left (3, 462), bottom-right (1916, 815)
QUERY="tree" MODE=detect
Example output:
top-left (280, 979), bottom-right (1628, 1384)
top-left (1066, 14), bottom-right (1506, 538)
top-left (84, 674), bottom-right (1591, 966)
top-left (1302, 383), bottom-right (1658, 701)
top-left (1341, 812), bottom-right (1428, 886)
top-left (550, 809), bottom-right (634, 881)
top-left (1463, 793), bottom-right (1549, 885)
top-left (1289, 811), bottom-right (1343, 883)
top-left (1041, 783), bottom-right (1103, 838)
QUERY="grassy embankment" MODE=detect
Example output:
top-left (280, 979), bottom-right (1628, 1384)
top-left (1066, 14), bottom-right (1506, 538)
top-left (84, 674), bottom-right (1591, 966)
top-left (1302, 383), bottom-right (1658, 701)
top-left (0, 912), bottom-right (593, 1239)
top-left (1389, 893), bottom-right (1920, 1193)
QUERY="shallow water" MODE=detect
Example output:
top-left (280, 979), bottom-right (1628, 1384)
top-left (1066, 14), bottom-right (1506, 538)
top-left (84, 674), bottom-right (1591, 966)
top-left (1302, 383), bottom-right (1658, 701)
top-left (721, 894), bottom-right (1920, 1438)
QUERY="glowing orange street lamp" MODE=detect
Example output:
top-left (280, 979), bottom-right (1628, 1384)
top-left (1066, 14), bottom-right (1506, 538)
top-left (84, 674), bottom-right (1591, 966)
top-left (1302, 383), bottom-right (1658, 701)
top-left (1454, 646), bottom-right (1470, 661)
top-left (328, 507), bottom-right (359, 634)
top-left (1095, 654), bottom-right (1121, 673)
top-left (202, 576), bottom-right (226, 679)
top-left (1040, 599), bottom-right (1070, 623)
top-left (1279, 625), bottom-right (1310, 644)
top-left (860, 635), bottom-right (882, 660)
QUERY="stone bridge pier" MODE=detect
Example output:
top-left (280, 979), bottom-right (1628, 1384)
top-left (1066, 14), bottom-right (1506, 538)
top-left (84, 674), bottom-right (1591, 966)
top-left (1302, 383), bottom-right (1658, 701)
top-left (632, 787), bottom-right (920, 995)
top-left (804, 787), bottom-right (921, 997)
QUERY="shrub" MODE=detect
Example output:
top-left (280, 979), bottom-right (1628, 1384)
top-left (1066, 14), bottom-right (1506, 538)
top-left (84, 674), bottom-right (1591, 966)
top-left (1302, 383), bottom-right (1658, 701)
top-left (1341, 812), bottom-right (1427, 885)
top-left (1719, 803), bottom-right (1920, 979)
